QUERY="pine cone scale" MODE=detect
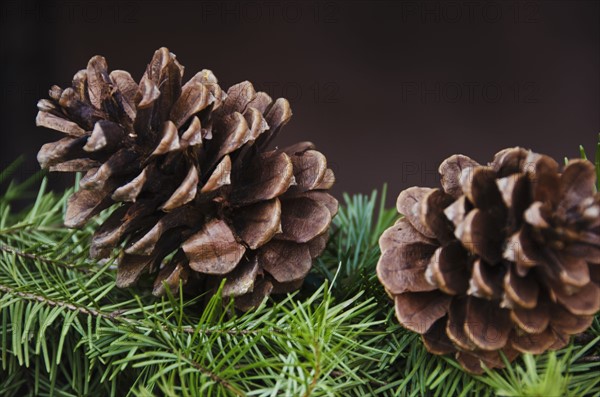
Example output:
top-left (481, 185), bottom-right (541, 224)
top-left (427, 242), bottom-right (469, 295)
top-left (464, 297), bottom-right (510, 351)
top-left (50, 159), bottom-right (100, 172)
top-left (37, 136), bottom-right (88, 169)
top-left (126, 207), bottom-right (199, 256)
top-left (86, 56), bottom-right (112, 110)
top-left (258, 240), bottom-right (312, 283)
top-left (421, 189), bottom-right (455, 244)
top-left (230, 152), bottom-right (294, 205)
top-left (503, 265), bottom-right (538, 308)
top-left (559, 160), bottom-right (597, 207)
top-left (550, 305), bottom-right (593, 334)
top-left (422, 318), bottom-right (455, 354)
top-left (182, 219), bottom-right (246, 275)
top-left (396, 187), bottom-right (437, 239)
top-left (220, 257), bottom-right (260, 298)
top-left (232, 198), bottom-right (282, 250)
top-left (394, 292), bottom-right (451, 334)
top-left (36, 111), bottom-right (86, 137)
top-left (65, 185), bottom-right (114, 228)
top-left (439, 155), bottom-right (480, 198)
top-left (111, 167), bottom-right (150, 201)
top-left (511, 328), bottom-right (556, 354)
top-left (219, 81), bottom-right (256, 115)
top-left (276, 197), bottom-right (331, 243)
top-left (377, 244), bottom-right (437, 295)
top-left (511, 300), bottom-right (549, 333)
top-left (552, 281), bottom-right (600, 315)
top-left (83, 120), bottom-right (125, 152)
top-left (171, 81), bottom-right (213, 129)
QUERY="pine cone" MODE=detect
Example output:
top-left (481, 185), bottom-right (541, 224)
top-left (36, 47), bottom-right (337, 310)
top-left (377, 147), bottom-right (600, 373)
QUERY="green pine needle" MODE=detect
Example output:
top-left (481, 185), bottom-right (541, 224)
top-left (579, 133), bottom-right (600, 188)
top-left (0, 162), bottom-right (599, 396)
top-left (580, 145), bottom-right (588, 160)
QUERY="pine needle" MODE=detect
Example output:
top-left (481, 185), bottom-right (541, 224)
top-left (0, 163), bottom-right (598, 396)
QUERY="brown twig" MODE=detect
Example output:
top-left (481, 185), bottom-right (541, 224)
top-left (0, 244), bottom-right (93, 272)
top-left (0, 284), bottom-right (122, 321)
top-left (0, 282), bottom-right (277, 338)
top-left (578, 355), bottom-right (600, 363)
top-left (182, 352), bottom-right (246, 396)
top-left (303, 338), bottom-right (322, 397)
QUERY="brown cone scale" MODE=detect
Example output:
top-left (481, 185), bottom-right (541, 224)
top-left (36, 48), bottom-right (337, 310)
top-left (378, 147), bottom-right (600, 373)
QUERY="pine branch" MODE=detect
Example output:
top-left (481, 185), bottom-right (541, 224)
top-left (1, 163), bottom-right (599, 396)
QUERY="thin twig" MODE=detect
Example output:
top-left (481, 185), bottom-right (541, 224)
top-left (578, 356), bottom-right (600, 363)
top-left (0, 284), bottom-right (123, 321)
top-left (0, 244), bottom-right (93, 272)
top-left (303, 338), bottom-right (322, 397)
top-left (181, 352), bottom-right (246, 396)
top-left (0, 282), bottom-right (272, 338)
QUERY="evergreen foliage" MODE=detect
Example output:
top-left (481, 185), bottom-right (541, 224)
top-left (1, 140), bottom-right (599, 395)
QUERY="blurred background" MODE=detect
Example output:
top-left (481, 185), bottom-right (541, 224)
top-left (1, 0), bottom-right (598, 204)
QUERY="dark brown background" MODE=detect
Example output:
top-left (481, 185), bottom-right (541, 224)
top-left (2, 0), bottom-right (599, 204)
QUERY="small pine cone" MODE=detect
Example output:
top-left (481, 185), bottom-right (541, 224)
top-left (377, 147), bottom-right (600, 373)
top-left (36, 47), bottom-right (337, 310)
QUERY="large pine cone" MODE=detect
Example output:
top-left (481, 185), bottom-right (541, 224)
top-left (36, 48), bottom-right (337, 310)
top-left (377, 148), bottom-right (599, 373)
